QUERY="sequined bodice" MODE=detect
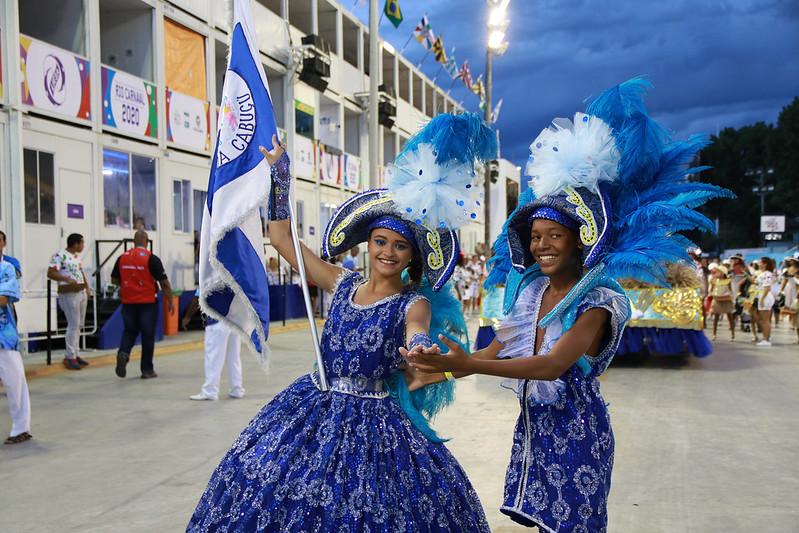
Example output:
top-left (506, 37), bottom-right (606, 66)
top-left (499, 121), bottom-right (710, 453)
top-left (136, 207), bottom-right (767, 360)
top-left (320, 271), bottom-right (422, 381)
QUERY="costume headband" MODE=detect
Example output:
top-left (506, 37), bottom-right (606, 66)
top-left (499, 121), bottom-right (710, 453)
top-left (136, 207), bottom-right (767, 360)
top-left (368, 216), bottom-right (418, 248)
top-left (527, 206), bottom-right (580, 230)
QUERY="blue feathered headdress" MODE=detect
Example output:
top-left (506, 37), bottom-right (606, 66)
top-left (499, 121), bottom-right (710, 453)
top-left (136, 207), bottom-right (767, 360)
top-left (486, 77), bottom-right (734, 298)
top-left (388, 112), bottom-right (497, 229)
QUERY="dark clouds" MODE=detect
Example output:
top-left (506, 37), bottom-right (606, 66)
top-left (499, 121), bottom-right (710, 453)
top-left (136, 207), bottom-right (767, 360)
top-left (351, 0), bottom-right (799, 169)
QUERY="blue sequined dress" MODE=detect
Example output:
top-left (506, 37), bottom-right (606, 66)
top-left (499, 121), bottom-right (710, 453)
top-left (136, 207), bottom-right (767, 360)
top-left (188, 271), bottom-right (489, 532)
top-left (495, 277), bottom-right (629, 532)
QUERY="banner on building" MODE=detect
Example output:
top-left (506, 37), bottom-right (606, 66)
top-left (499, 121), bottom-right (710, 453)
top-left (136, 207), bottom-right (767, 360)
top-left (625, 287), bottom-right (703, 330)
top-left (164, 19), bottom-right (207, 101)
top-left (19, 35), bottom-right (91, 121)
top-left (102, 66), bottom-right (158, 139)
top-left (166, 88), bottom-right (210, 152)
top-left (343, 154), bottom-right (361, 191)
top-left (293, 135), bottom-right (316, 180)
top-left (317, 143), bottom-right (341, 185)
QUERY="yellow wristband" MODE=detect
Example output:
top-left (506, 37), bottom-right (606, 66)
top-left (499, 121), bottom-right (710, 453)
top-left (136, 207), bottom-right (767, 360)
top-left (443, 371), bottom-right (455, 381)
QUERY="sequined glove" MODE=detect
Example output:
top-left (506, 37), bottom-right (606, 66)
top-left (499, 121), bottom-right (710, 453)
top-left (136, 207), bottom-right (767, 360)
top-left (268, 151), bottom-right (292, 221)
top-left (408, 332), bottom-right (434, 350)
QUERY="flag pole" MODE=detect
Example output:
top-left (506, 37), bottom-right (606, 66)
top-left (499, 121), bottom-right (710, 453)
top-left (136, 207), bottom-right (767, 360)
top-left (286, 188), bottom-right (329, 391)
top-left (416, 50), bottom-right (430, 69)
top-left (399, 32), bottom-right (413, 53)
top-left (431, 64), bottom-right (443, 83)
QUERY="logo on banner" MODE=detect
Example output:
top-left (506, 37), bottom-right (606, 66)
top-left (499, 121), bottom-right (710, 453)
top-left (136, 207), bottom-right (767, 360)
top-left (216, 71), bottom-right (256, 166)
top-left (108, 69), bottom-right (149, 136)
top-left (43, 54), bottom-right (66, 105)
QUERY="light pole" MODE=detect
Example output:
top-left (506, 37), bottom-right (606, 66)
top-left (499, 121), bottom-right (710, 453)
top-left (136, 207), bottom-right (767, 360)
top-left (747, 167), bottom-right (775, 247)
top-left (483, 0), bottom-right (509, 252)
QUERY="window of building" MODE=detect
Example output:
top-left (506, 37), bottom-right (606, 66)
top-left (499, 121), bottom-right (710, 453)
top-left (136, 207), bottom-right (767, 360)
top-left (320, 203), bottom-right (337, 242)
top-left (193, 189), bottom-right (207, 235)
top-left (100, 0), bottom-right (154, 81)
top-left (103, 148), bottom-right (157, 230)
top-left (296, 200), bottom-right (305, 238)
top-left (173, 179), bottom-right (192, 232)
top-left (23, 149), bottom-right (56, 225)
top-left (255, 0), bottom-right (282, 16)
top-left (19, 0), bottom-right (86, 55)
top-left (295, 100), bottom-right (315, 139)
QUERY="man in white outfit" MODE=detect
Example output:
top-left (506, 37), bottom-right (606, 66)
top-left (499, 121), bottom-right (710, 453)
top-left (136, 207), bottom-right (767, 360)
top-left (47, 234), bottom-right (90, 370)
top-left (0, 235), bottom-right (32, 444)
top-left (189, 291), bottom-right (245, 401)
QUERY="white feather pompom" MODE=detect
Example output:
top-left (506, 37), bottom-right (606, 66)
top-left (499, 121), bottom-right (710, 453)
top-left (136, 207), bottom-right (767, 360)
top-left (387, 143), bottom-right (481, 229)
top-left (525, 112), bottom-right (620, 198)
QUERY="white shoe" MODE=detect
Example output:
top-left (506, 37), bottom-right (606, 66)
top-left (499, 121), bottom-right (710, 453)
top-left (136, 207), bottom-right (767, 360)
top-left (228, 389), bottom-right (246, 399)
top-left (756, 340), bottom-right (772, 347)
top-left (189, 393), bottom-right (218, 401)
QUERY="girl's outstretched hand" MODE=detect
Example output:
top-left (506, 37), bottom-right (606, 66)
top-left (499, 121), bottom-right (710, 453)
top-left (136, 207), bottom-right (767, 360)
top-left (403, 335), bottom-right (471, 374)
top-left (258, 134), bottom-right (285, 166)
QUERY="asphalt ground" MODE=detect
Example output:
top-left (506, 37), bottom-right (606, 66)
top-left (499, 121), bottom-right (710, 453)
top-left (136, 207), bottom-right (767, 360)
top-left (2, 319), bottom-right (798, 532)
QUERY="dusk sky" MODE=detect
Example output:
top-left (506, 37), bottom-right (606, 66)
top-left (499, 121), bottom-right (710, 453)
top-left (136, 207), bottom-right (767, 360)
top-left (350, 0), bottom-right (799, 169)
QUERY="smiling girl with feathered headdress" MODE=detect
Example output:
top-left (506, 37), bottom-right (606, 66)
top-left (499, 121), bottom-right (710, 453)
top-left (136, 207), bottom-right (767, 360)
top-left (405, 77), bottom-right (733, 532)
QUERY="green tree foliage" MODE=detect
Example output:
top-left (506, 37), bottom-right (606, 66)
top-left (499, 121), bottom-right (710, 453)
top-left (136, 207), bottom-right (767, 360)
top-left (698, 97), bottom-right (798, 250)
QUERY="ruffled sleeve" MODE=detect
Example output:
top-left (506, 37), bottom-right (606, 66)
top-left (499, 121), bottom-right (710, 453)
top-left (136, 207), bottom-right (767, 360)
top-left (493, 277), bottom-right (546, 361)
top-left (576, 286), bottom-right (631, 377)
top-left (329, 268), bottom-right (360, 296)
top-left (493, 278), bottom-right (566, 403)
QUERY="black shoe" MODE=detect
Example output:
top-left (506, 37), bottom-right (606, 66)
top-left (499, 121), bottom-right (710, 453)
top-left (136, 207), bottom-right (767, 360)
top-left (115, 352), bottom-right (129, 378)
top-left (76, 356), bottom-right (90, 367)
top-left (140, 371), bottom-right (158, 379)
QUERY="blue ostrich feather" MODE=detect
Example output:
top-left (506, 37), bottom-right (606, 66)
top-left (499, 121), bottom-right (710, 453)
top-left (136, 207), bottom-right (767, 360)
top-left (623, 202), bottom-right (716, 233)
top-left (615, 112), bottom-right (670, 191)
top-left (399, 112), bottom-right (497, 170)
top-left (485, 187), bottom-right (536, 288)
top-left (585, 76), bottom-right (653, 132)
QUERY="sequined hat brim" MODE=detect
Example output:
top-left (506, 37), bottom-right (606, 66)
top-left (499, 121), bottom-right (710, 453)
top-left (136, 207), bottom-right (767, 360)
top-left (322, 189), bottom-right (460, 291)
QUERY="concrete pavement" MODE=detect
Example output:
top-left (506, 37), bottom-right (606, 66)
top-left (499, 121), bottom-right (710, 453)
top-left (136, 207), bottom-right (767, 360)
top-left (2, 322), bottom-right (798, 532)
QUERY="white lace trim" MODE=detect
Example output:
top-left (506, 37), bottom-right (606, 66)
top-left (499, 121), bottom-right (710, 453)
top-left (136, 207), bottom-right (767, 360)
top-left (493, 278), bottom-right (566, 402)
top-left (329, 268), bottom-right (357, 295)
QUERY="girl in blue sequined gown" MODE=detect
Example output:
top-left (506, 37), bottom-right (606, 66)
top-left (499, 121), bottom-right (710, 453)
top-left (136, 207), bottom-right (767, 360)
top-left (188, 115), bottom-right (495, 532)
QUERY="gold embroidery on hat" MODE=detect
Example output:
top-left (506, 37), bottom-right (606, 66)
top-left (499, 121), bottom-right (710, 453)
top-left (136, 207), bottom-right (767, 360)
top-left (329, 197), bottom-right (393, 247)
top-left (565, 186), bottom-right (598, 246)
top-left (425, 225), bottom-right (444, 270)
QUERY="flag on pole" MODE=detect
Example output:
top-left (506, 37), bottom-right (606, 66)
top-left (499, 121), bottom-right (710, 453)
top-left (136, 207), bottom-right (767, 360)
top-left (444, 48), bottom-right (458, 78)
top-left (457, 60), bottom-right (472, 89)
top-left (384, 0), bottom-right (403, 28)
top-left (491, 97), bottom-right (504, 123)
top-left (414, 15), bottom-right (435, 50)
top-left (471, 75), bottom-right (485, 100)
top-left (200, 0), bottom-right (277, 362)
top-left (432, 36), bottom-right (447, 63)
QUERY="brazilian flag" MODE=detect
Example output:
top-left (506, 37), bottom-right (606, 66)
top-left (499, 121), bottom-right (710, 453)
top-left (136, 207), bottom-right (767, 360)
top-left (384, 0), bottom-right (403, 28)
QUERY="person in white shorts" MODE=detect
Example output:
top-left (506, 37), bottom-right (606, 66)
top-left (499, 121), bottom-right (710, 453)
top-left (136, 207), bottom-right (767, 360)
top-left (189, 290), bottom-right (245, 401)
top-left (0, 247), bottom-right (32, 444)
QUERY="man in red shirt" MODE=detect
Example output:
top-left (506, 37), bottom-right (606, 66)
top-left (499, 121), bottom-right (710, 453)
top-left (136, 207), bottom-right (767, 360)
top-left (111, 230), bottom-right (174, 379)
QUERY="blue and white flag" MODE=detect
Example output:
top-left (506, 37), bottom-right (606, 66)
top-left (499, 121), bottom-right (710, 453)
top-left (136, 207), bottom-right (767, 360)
top-left (199, 0), bottom-right (277, 363)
